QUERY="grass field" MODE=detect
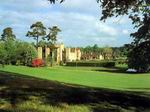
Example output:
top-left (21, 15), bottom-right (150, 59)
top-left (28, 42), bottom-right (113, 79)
top-left (0, 65), bottom-right (150, 91)
top-left (0, 65), bottom-right (150, 112)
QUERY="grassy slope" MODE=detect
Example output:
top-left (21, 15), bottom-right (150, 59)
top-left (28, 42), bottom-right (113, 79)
top-left (0, 65), bottom-right (150, 92)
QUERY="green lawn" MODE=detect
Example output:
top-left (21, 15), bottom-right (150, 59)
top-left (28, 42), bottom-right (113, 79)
top-left (1, 65), bottom-right (150, 112)
top-left (0, 65), bottom-right (150, 92)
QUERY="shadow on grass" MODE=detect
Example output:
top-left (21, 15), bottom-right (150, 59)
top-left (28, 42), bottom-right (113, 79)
top-left (92, 66), bottom-right (141, 74)
top-left (0, 71), bottom-right (150, 112)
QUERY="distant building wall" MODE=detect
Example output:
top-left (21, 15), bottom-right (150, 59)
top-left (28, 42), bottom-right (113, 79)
top-left (65, 48), bottom-right (81, 62)
top-left (37, 45), bottom-right (83, 64)
top-left (56, 43), bottom-right (64, 64)
top-left (60, 44), bottom-right (64, 61)
top-left (99, 54), bottom-right (104, 60)
top-left (45, 47), bottom-right (50, 59)
top-left (37, 47), bottom-right (42, 59)
top-left (76, 48), bottom-right (81, 60)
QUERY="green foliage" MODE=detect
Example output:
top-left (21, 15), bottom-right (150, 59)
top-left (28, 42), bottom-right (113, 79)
top-left (112, 48), bottom-right (121, 59)
top-left (0, 38), bottom-right (37, 66)
top-left (4, 40), bottom-right (17, 64)
top-left (128, 41), bottom-right (150, 72)
top-left (102, 47), bottom-right (113, 60)
top-left (66, 61), bottom-right (115, 67)
top-left (1, 27), bottom-right (16, 41)
top-left (15, 41), bottom-right (37, 66)
top-left (0, 27), bottom-right (16, 65)
top-left (46, 26), bottom-right (61, 45)
top-left (37, 40), bottom-right (47, 47)
top-left (119, 44), bottom-right (131, 57)
top-left (82, 44), bottom-right (101, 54)
top-left (26, 21), bottom-right (46, 46)
top-left (115, 59), bottom-right (127, 65)
top-left (0, 42), bottom-right (7, 66)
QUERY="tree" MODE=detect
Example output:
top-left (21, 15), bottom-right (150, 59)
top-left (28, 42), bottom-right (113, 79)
top-left (112, 47), bottom-right (120, 59)
top-left (0, 27), bottom-right (17, 65)
top-left (128, 41), bottom-right (150, 72)
top-left (93, 44), bottom-right (99, 53)
top-left (4, 40), bottom-right (17, 64)
top-left (46, 26), bottom-right (61, 66)
top-left (38, 40), bottom-right (47, 47)
top-left (1, 27), bottom-right (16, 41)
top-left (16, 41), bottom-right (37, 66)
top-left (46, 26), bottom-right (61, 45)
top-left (103, 47), bottom-right (113, 60)
top-left (26, 21), bottom-right (46, 47)
top-left (0, 42), bottom-right (7, 67)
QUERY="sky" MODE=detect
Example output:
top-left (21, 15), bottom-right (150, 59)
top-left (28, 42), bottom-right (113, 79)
top-left (0, 0), bottom-right (135, 47)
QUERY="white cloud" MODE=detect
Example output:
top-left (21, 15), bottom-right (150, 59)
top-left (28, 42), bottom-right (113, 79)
top-left (122, 29), bottom-right (129, 34)
top-left (95, 22), bottom-right (118, 36)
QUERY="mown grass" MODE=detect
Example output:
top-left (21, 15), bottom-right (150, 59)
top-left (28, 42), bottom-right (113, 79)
top-left (0, 65), bottom-right (150, 92)
top-left (0, 66), bottom-right (150, 112)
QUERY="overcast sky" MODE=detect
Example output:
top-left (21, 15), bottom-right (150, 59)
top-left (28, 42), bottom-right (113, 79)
top-left (0, 0), bottom-right (134, 47)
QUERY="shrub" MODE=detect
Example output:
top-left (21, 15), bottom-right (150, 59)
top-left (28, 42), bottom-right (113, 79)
top-left (32, 58), bottom-right (44, 67)
top-left (16, 41), bottom-right (37, 66)
top-left (0, 40), bottom-right (37, 66)
top-left (116, 59), bottom-right (127, 65)
top-left (66, 61), bottom-right (115, 67)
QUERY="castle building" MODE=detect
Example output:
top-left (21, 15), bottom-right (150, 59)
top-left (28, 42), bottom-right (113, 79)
top-left (65, 48), bottom-right (81, 62)
top-left (37, 43), bottom-right (81, 64)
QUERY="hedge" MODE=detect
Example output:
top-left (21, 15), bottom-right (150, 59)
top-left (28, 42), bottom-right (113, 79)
top-left (115, 59), bottom-right (128, 65)
top-left (66, 61), bottom-right (115, 67)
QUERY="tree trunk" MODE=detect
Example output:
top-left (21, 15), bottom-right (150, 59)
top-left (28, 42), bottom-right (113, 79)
top-left (36, 36), bottom-right (39, 48)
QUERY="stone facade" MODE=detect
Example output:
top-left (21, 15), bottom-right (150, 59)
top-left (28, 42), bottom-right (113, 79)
top-left (37, 44), bottom-right (82, 64)
top-left (37, 44), bottom-right (105, 65)
top-left (37, 43), bottom-right (71, 64)
top-left (37, 47), bottom-right (43, 59)
top-left (81, 52), bottom-right (104, 61)
top-left (65, 48), bottom-right (81, 62)
top-left (56, 44), bottom-right (65, 63)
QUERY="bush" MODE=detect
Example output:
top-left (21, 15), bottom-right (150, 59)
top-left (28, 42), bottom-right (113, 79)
top-left (116, 59), bottom-right (127, 65)
top-left (66, 61), bottom-right (115, 67)
top-left (0, 40), bottom-right (37, 66)
top-left (16, 41), bottom-right (37, 66)
top-left (32, 58), bottom-right (44, 67)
